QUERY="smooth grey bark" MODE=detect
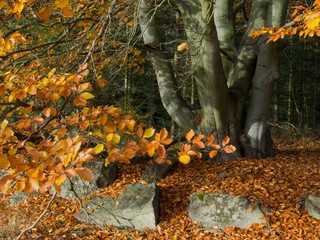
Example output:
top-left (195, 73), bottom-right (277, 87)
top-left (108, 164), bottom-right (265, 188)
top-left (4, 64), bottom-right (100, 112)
top-left (228, 0), bottom-right (270, 152)
top-left (199, 0), bottom-right (230, 140)
top-left (175, 1), bottom-right (218, 134)
top-left (138, 0), bottom-right (197, 130)
top-left (174, 0), bottom-right (230, 139)
top-left (214, 0), bottom-right (235, 78)
top-left (245, 0), bottom-right (289, 157)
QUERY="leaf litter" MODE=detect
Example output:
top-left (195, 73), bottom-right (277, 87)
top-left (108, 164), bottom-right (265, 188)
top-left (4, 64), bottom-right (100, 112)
top-left (1, 137), bottom-right (320, 239)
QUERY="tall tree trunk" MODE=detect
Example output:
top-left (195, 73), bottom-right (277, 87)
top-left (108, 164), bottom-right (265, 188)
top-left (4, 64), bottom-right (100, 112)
top-left (138, 0), bottom-right (289, 159)
top-left (244, 0), bottom-right (288, 157)
top-left (138, 0), bottom-right (197, 130)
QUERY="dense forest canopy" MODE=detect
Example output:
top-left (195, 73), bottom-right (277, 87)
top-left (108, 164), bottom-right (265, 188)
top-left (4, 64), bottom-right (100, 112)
top-left (0, 0), bottom-right (319, 193)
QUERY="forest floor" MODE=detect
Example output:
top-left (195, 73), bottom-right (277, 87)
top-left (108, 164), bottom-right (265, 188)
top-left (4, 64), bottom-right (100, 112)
top-left (1, 137), bottom-right (320, 239)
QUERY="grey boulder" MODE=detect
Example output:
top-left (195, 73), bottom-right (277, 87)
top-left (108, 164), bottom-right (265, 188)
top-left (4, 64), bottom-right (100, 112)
top-left (76, 182), bottom-right (160, 229)
top-left (187, 191), bottom-right (267, 229)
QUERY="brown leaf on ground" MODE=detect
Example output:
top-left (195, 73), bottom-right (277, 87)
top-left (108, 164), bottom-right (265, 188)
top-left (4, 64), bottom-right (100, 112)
top-left (1, 138), bottom-right (320, 239)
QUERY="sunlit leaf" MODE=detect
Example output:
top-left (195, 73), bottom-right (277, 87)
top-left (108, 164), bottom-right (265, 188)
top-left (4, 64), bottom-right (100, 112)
top-left (73, 96), bottom-right (87, 106)
top-left (47, 68), bottom-right (56, 78)
top-left (80, 92), bottom-right (95, 100)
top-left (8, 148), bottom-right (17, 156)
top-left (222, 136), bottom-right (230, 147)
top-left (25, 178), bottom-right (39, 193)
top-left (0, 175), bottom-right (13, 193)
top-left (16, 180), bottom-right (25, 192)
top-left (143, 127), bottom-right (155, 138)
top-left (179, 154), bottom-right (190, 164)
top-left (307, 16), bottom-right (320, 30)
top-left (13, 2), bottom-right (24, 13)
top-left (186, 129), bottom-right (195, 142)
top-left (55, 173), bottom-right (67, 186)
top-left (177, 42), bottom-right (189, 52)
top-left (65, 168), bottom-right (76, 178)
top-left (124, 148), bottom-right (135, 159)
top-left (33, 116), bottom-right (45, 124)
top-left (223, 144), bottom-right (236, 154)
top-left (206, 135), bottom-right (215, 146)
top-left (159, 128), bottom-right (168, 140)
top-left (0, 153), bottom-right (10, 169)
top-left (75, 167), bottom-right (94, 181)
top-left (94, 143), bottom-right (104, 154)
top-left (0, 119), bottom-right (9, 133)
top-left (28, 84), bottom-right (37, 95)
top-left (193, 140), bottom-right (205, 149)
top-left (136, 126), bottom-right (143, 138)
top-left (209, 150), bottom-right (218, 158)
top-left (161, 138), bottom-right (173, 145)
top-left (148, 145), bottom-right (155, 157)
top-left (157, 145), bottom-right (166, 159)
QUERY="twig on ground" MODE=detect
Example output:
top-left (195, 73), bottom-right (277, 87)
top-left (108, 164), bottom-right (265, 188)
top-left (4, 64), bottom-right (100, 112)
top-left (16, 192), bottom-right (57, 240)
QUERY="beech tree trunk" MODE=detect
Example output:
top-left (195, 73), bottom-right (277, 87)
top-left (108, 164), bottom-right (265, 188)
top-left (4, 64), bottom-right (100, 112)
top-left (138, 0), bottom-right (289, 159)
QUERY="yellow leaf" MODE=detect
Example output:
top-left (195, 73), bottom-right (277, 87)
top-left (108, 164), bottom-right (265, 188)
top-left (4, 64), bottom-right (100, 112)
top-left (63, 152), bottom-right (72, 167)
top-left (8, 148), bottom-right (17, 156)
top-left (0, 119), bottom-right (9, 133)
top-left (47, 68), bottom-right (56, 78)
top-left (143, 127), bottom-right (155, 138)
top-left (79, 92), bottom-right (95, 100)
top-left (37, 78), bottom-right (49, 89)
top-left (55, 173), bottom-right (67, 186)
top-left (55, 0), bottom-right (69, 8)
top-left (179, 154), bottom-right (190, 164)
top-left (94, 143), bottom-right (104, 154)
top-left (13, 3), bottom-right (24, 13)
top-left (0, 1), bottom-right (6, 11)
top-left (307, 17), bottom-right (320, 30)
top-left (78, 82), bottom-right (91, 93)
top-left (113, 133), bottom-right (120, 143)
top-left (0, 153), bottom-right (10, 169)
top-left (105, 159), bottom-right (110, 167)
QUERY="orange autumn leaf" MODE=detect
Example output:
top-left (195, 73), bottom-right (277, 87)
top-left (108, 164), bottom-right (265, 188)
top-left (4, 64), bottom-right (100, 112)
top-left (157, 144), bottom-right (166, 159)
top-left (223, 144), bottom-right (236, 154)
top-left (185, 129), bottom-right (195, 142)
top-left (222, 136), bottom-right (230, 147)
top-left (75, 167), bottom-right (94, 181)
